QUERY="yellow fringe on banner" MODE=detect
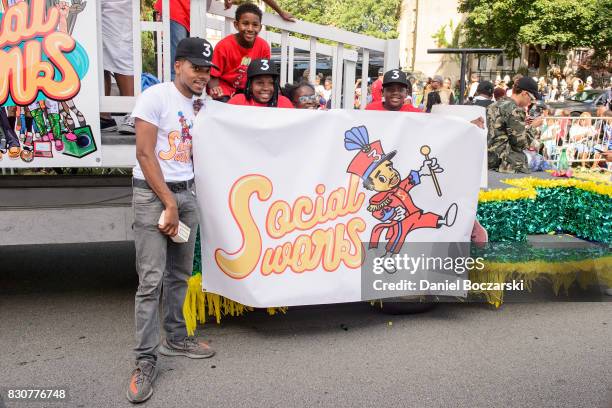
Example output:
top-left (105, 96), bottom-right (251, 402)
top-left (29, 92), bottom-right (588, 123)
top-left (478, 176), bottom-right (612, 203)
top-left (184, 256), bottom-right (612, 330)
top-left (183, 273), bottom-right (287, 336)
top-left (470, 256), bottom-right (612, 307)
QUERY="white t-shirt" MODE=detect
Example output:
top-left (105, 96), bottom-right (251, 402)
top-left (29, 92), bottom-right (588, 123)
top-left (132, 82), bottom-right (208, 182)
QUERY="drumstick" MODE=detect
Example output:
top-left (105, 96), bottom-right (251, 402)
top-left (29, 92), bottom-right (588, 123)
top-left (420, 145), bottom-right (442, 197)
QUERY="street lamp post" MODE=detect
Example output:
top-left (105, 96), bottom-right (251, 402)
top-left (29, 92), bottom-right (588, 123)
top-left (427, 48), bottom-right (504, 104)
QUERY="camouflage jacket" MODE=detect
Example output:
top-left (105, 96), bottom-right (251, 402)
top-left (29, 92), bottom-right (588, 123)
top-left (486, 98), bottom-right (538, 173)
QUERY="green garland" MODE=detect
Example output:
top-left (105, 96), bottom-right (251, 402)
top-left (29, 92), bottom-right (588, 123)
top-left (477, 187), bottom-right (612, 243)
top-left (193, 228), bottom-right (202, 275)
top-left (471, 242), bottom-right (610, 264)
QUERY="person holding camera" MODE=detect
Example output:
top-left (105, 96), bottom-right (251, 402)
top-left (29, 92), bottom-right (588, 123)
top-left (487, 77), bottom-right (543, 173)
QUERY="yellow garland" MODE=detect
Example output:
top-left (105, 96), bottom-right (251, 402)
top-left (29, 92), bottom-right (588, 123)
top-left (478, 176), bottom-right (612, 202)
top-left (478, 187), bottom-right (536, 202)
top-left (471, 256), bottom-right (612, 307)
top-left (184, 256), bottom-right (612, 328)
top-left (183, 273), bottom-right (287, 336)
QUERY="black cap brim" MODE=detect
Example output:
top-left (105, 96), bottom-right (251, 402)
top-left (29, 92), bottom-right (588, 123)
top-left (383, 81), bottom-right (409, 88)
top-left (184, 57), bottom-right (219, 70)
top-left (249, 71), bottom-right (280, 79)
top-left (529, 90), bottom-right (540, 100)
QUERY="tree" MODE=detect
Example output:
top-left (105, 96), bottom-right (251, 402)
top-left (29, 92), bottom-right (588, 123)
top-left (276, 0), bottom-right (402, 39)
top-left (432, 20), bottom-right (463, 63)
top-left (458, 0), bottom-right (612, 75)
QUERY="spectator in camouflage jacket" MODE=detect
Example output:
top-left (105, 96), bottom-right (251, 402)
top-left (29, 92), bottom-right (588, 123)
top-left (486, 77), bottom-right (543, 173)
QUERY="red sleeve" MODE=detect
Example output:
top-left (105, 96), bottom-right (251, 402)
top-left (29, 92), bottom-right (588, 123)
top-left (401, 104), bottom-right (423, 113)
top-left (398, 176), bottom-right (416, 192)
top-left (365, 101), bottom-right (383, 111)
top-left (211, 37), bottom-right (228, 78)
top-left (369, 196), bottom-right (392, 220)
top-left (371, 207), bottom-right (388, 221)
top-left (257, 37), bottom-right (271, 59)
top-left (155, 0), bottom-right (189, 31)
top-left (372, 81), bottom-right (382, 102)
top-left (276, 96), bottom-right (295, 108)
top-left (228, 94), bottom-right (246, 105)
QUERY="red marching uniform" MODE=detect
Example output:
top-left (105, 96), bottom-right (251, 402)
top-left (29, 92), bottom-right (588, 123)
top-left (368, 172), bottom-right (440, 254)
top-left (345, 132), bottom-right (442, 254)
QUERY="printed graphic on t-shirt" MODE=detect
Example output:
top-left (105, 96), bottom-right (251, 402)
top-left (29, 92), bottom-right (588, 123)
top-left (235, 56), bottom-right (252, 90)
top-left (158, 110), bottom-right (193, 163)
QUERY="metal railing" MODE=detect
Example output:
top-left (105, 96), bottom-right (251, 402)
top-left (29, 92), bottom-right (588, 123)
top-left (97, 0), bottom-right (400, 113)
top-left (536, 116), bottom-right (610, 168)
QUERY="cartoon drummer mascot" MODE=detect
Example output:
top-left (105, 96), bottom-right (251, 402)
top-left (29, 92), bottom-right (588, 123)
top-left (344, 126), bottom-right (458, 270)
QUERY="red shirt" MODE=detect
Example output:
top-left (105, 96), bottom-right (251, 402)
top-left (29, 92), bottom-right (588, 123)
top-left (210, 35), bottom-right (271, 98)
top-left (154, 0), bottom-right (189, 31)
top-left (228, 94), bottom-right (295, 108)
top-left (371, 79), bottom-right (383, 103)
top-left (365, 101), bottom-right (422, 112)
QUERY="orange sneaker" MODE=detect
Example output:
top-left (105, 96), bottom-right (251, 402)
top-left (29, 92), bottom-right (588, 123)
top-left (126, 360), bottom-right (157, 404)
top-left (159, 337), bottom-right (215, 359)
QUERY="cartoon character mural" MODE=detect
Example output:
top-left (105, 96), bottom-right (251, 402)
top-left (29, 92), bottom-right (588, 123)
top-left (344, 126), bottom-right (458, 272)
top-left (0, 0), bottom-right (95, 163)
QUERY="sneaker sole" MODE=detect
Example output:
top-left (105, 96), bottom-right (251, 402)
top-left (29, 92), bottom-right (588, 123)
top-left (101, 126), bottom-right (118, 133)
top-left (158, 344), bottom-right (215, 359)
top-left (126, 387), bottom-right (153, 404)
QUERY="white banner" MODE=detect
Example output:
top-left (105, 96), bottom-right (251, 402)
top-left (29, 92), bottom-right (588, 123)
top-left (0, 0), bottom-right (101, 167)
top-left (193, 102), bottom-right (484, 307)
top-left (431, 104), bottom-right (488, 188)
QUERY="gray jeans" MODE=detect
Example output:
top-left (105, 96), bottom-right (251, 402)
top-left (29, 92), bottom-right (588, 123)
top-left (132, 185), bottom-right (199, 363)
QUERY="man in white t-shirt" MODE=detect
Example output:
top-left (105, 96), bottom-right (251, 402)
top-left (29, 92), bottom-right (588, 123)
top-left (127, 37), bottom-right (217, 404)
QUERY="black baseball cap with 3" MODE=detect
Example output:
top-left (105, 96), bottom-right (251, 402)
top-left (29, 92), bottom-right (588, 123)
top-left (382, 69), bottom-right (409, 87)
top-left (247, 59), bottom-right (279, 79)
top-left (175, 37), bottom-right (219, 69)
top-left (516, 77), bottom-right (540, 100)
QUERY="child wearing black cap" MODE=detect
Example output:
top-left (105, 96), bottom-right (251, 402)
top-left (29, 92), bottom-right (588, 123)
top-left (366, 69), bottom-right (422, 113)
top-left (228, 59), bottom-right (294, 108)
top-left (208, 3), bottom-right (271, 101)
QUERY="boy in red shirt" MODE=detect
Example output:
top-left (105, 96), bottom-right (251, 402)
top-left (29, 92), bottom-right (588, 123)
top-left (155, 0), bottom-right (294, 80)
top-left (208, 3), bottom-right (271, 102)
top-left (228, 59), bottom-right (293, 108)
top-left (366, 69), bottom-right (422, 112)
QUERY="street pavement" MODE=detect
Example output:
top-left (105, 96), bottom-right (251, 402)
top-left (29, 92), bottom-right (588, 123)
top-left (0, 242), bottom-right (611, 408)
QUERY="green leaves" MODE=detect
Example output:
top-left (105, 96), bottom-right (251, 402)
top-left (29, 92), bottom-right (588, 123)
top-left (277, 0), bottom-right (402, 39)
top-left (458, 0), bottom-right (611, 57)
